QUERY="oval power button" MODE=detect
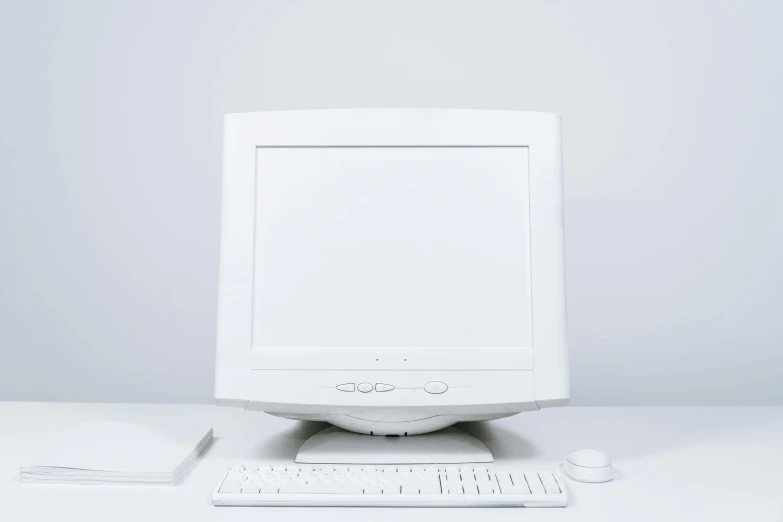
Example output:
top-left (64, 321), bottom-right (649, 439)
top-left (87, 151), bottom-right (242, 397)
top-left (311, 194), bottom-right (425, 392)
top-left (424, 381), bottom-right (448, 394)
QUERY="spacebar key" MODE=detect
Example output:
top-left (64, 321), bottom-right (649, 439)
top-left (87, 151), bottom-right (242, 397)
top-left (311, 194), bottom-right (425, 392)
top-left (278, 484), bottom-right (364, 494)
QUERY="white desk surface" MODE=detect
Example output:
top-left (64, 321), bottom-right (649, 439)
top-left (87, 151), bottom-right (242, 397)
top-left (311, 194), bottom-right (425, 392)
top-left (2, 402), bottom-right (782, 521)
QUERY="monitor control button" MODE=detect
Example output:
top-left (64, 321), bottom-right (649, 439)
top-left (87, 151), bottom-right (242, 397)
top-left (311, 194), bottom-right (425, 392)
top-left (424, 381), bottom-right (448, 394)
top-left (336, 383), bottom-right (355, 392)
top-left (357, 382), bottom-right (373, 393)
top-left (375, 383), bottom-right (394, 392)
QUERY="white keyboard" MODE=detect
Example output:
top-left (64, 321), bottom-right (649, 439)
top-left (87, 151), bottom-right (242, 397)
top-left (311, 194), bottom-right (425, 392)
top-left (212, 464), bottom-right (568, 507)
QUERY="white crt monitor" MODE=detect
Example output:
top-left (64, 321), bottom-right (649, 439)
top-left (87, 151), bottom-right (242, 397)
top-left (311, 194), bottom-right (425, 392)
top-left (215, 109), bottom-right (569, 437)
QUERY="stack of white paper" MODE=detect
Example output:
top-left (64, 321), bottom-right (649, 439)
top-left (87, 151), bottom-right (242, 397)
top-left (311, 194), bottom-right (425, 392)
top-left (20, 421), bottom-right (213, 485)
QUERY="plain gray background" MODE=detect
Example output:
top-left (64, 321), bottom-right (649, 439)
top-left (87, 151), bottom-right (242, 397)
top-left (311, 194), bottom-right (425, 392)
top-left (2, 0), bottom-right (782, 405)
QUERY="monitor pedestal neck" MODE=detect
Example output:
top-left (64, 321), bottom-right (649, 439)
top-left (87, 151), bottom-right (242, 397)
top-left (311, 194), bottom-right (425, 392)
top-left (295, 425), bottom-right (493, 464)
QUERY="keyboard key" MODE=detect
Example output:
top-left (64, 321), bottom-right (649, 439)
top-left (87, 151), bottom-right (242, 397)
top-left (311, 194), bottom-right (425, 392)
top-left (463, 483), bottom-right (479, 495)
top-left (279, 484), bottom-right (363, 494)
top-left (382, 486), bottom-right (401, 494)
top-left (475, 473), bottom-right (492, 484)
top-left (417, 474), bottom-right (442, 493)
top-left (496, 472), bottom-right (530, 494)
top-left (447, 486), bottom-right (464, 495)
top-left (477, 483), bottom-right (495, 495)
top-left (401, 484), bottom-right (420, 494)
top-left (539, 472), bottom-right (561, 494)
top-left (524, 473), bottom-right (546, 495)
top-left (496, 473), bottom-right (513, 493)
top-left (219, 481), bottom-right (242, 494)
top-left (420, 482), bottom-right (442, 494)
top-left (240, 484), bottom-right (259, 493)
top-left (363, 486), bottom-right (382, 494)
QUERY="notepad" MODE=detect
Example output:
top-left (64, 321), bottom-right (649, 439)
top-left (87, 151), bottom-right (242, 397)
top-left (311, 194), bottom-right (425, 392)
top-left (20, 421), bottom-right (213, 485)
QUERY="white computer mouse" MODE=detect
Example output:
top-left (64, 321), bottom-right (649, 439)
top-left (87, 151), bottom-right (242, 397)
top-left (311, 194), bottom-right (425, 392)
top-left (561, 449), bottom-right (613, 483)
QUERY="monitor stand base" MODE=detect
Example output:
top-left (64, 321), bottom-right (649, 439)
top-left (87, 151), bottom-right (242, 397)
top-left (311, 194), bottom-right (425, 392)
top-left (295, 425), bottom-right (493, 464)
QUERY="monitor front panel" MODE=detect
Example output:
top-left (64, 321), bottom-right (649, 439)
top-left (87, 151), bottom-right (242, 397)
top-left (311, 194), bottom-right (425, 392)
top-left (251, 146), bottom-right (532, 357)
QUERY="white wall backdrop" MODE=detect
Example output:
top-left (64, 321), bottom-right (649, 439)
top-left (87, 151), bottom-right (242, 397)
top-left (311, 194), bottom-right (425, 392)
top-left (1, 0), bottom-right (782, 405)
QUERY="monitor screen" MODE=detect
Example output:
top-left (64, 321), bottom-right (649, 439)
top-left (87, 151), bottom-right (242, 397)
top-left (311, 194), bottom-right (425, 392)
top-left (252, 146), bottom-right (532, 349)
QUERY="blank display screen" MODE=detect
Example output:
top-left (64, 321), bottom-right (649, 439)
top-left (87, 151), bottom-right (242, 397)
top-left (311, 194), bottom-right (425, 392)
top-left (252, 147), bottom-right (532, 349)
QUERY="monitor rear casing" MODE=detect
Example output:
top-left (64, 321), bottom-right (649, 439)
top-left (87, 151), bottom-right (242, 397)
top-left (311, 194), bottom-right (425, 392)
top-left (215, 109), bottom-right (569, 435)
